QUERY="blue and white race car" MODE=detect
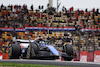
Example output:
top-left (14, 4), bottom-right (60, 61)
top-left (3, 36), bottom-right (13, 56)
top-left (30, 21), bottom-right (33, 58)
top-left (8, 36), bottom-right (77, 61)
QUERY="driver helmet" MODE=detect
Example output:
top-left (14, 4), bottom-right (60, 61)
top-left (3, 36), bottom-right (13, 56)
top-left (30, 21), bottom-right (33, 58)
top-left (37, 35), bottom-right (43, 41)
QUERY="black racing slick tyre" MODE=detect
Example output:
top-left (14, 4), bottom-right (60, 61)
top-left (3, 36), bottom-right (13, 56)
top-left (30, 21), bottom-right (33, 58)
top-left (30, 42), bottom-right (39, 55)
top-left (26, 43), bottom-right (38, 59)
top-left (63, 44), bottom-right (73, 61)
top-left (65, 44), bottom-right (73, 56)
top-left (8, 44), bottom-right (21, 59)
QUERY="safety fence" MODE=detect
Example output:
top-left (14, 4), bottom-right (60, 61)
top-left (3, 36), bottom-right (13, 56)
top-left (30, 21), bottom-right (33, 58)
top-left (73, 50), bottom-right (100, 62)
top-left (0, 27), bottom-right (100, 62)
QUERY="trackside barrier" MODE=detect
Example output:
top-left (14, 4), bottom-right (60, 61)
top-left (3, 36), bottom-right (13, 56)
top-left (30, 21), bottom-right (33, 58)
top-left (80, 51), bottom-right (88, 62)
top-left (3, 53), bottom-right (8, 59)
top-left (73, 51), bottom-right (100, 62)
top-left (94, 50), bottom-right (100, 62)
top-left (87, 51), bottom-right (94, 62)
top-left (0, 53), bottom-right (3, 59)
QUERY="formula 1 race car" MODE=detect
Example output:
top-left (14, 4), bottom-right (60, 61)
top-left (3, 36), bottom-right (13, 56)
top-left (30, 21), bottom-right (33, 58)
top-left (8, 36), bottom-right (77, 61)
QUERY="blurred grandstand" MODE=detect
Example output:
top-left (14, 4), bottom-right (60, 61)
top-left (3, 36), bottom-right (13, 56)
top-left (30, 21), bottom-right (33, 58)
top-left (0, 4), bottom-right (100, 62)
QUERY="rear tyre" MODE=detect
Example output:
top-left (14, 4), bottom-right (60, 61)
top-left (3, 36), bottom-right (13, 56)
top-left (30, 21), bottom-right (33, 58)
top-left (26, 43), bottom-right (38, 59)
top-left (30, 42), bottom-right (39, 55)
top-left (8, 44), bottom-right (21, 59)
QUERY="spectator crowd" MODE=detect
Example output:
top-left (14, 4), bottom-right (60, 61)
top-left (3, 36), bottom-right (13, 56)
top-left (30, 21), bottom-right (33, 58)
top-left (0, 4), bottom-right (100, 29)
top-left (0, 4), bottom-right (100, 53)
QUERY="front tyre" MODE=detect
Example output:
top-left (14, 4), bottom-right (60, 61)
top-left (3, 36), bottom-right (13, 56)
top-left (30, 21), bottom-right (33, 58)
top-left (63, 44), bottom-right (73, 61)
top-left (65, 44), bottom-right (73, 56)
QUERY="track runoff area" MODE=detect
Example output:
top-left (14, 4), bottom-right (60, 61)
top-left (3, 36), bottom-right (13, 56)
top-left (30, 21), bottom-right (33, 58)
top-left (0, 59), bottom-right (100, 67)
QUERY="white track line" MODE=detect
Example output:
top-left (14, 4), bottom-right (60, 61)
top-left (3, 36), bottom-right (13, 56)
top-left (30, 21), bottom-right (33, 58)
top-left (1, 59), bottom-right (100, 65)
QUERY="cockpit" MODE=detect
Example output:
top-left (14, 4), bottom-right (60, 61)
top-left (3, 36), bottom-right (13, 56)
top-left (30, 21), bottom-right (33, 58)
top-left (39, 41), bottom-right (45, 45)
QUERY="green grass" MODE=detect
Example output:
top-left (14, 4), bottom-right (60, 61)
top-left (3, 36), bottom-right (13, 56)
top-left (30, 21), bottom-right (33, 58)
top-left (0, 62), bottom-right (73, 67)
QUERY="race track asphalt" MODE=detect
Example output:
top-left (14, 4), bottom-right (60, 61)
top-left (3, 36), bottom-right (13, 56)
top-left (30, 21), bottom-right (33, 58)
top-left (0, 59), bottom-right (100, 67)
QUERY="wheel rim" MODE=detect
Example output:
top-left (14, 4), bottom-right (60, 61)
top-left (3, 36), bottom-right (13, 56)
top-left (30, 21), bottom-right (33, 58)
top-left (26, 46), bottom-right (31, 59)
top-left (8, 46), bottom-right (12, 58)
